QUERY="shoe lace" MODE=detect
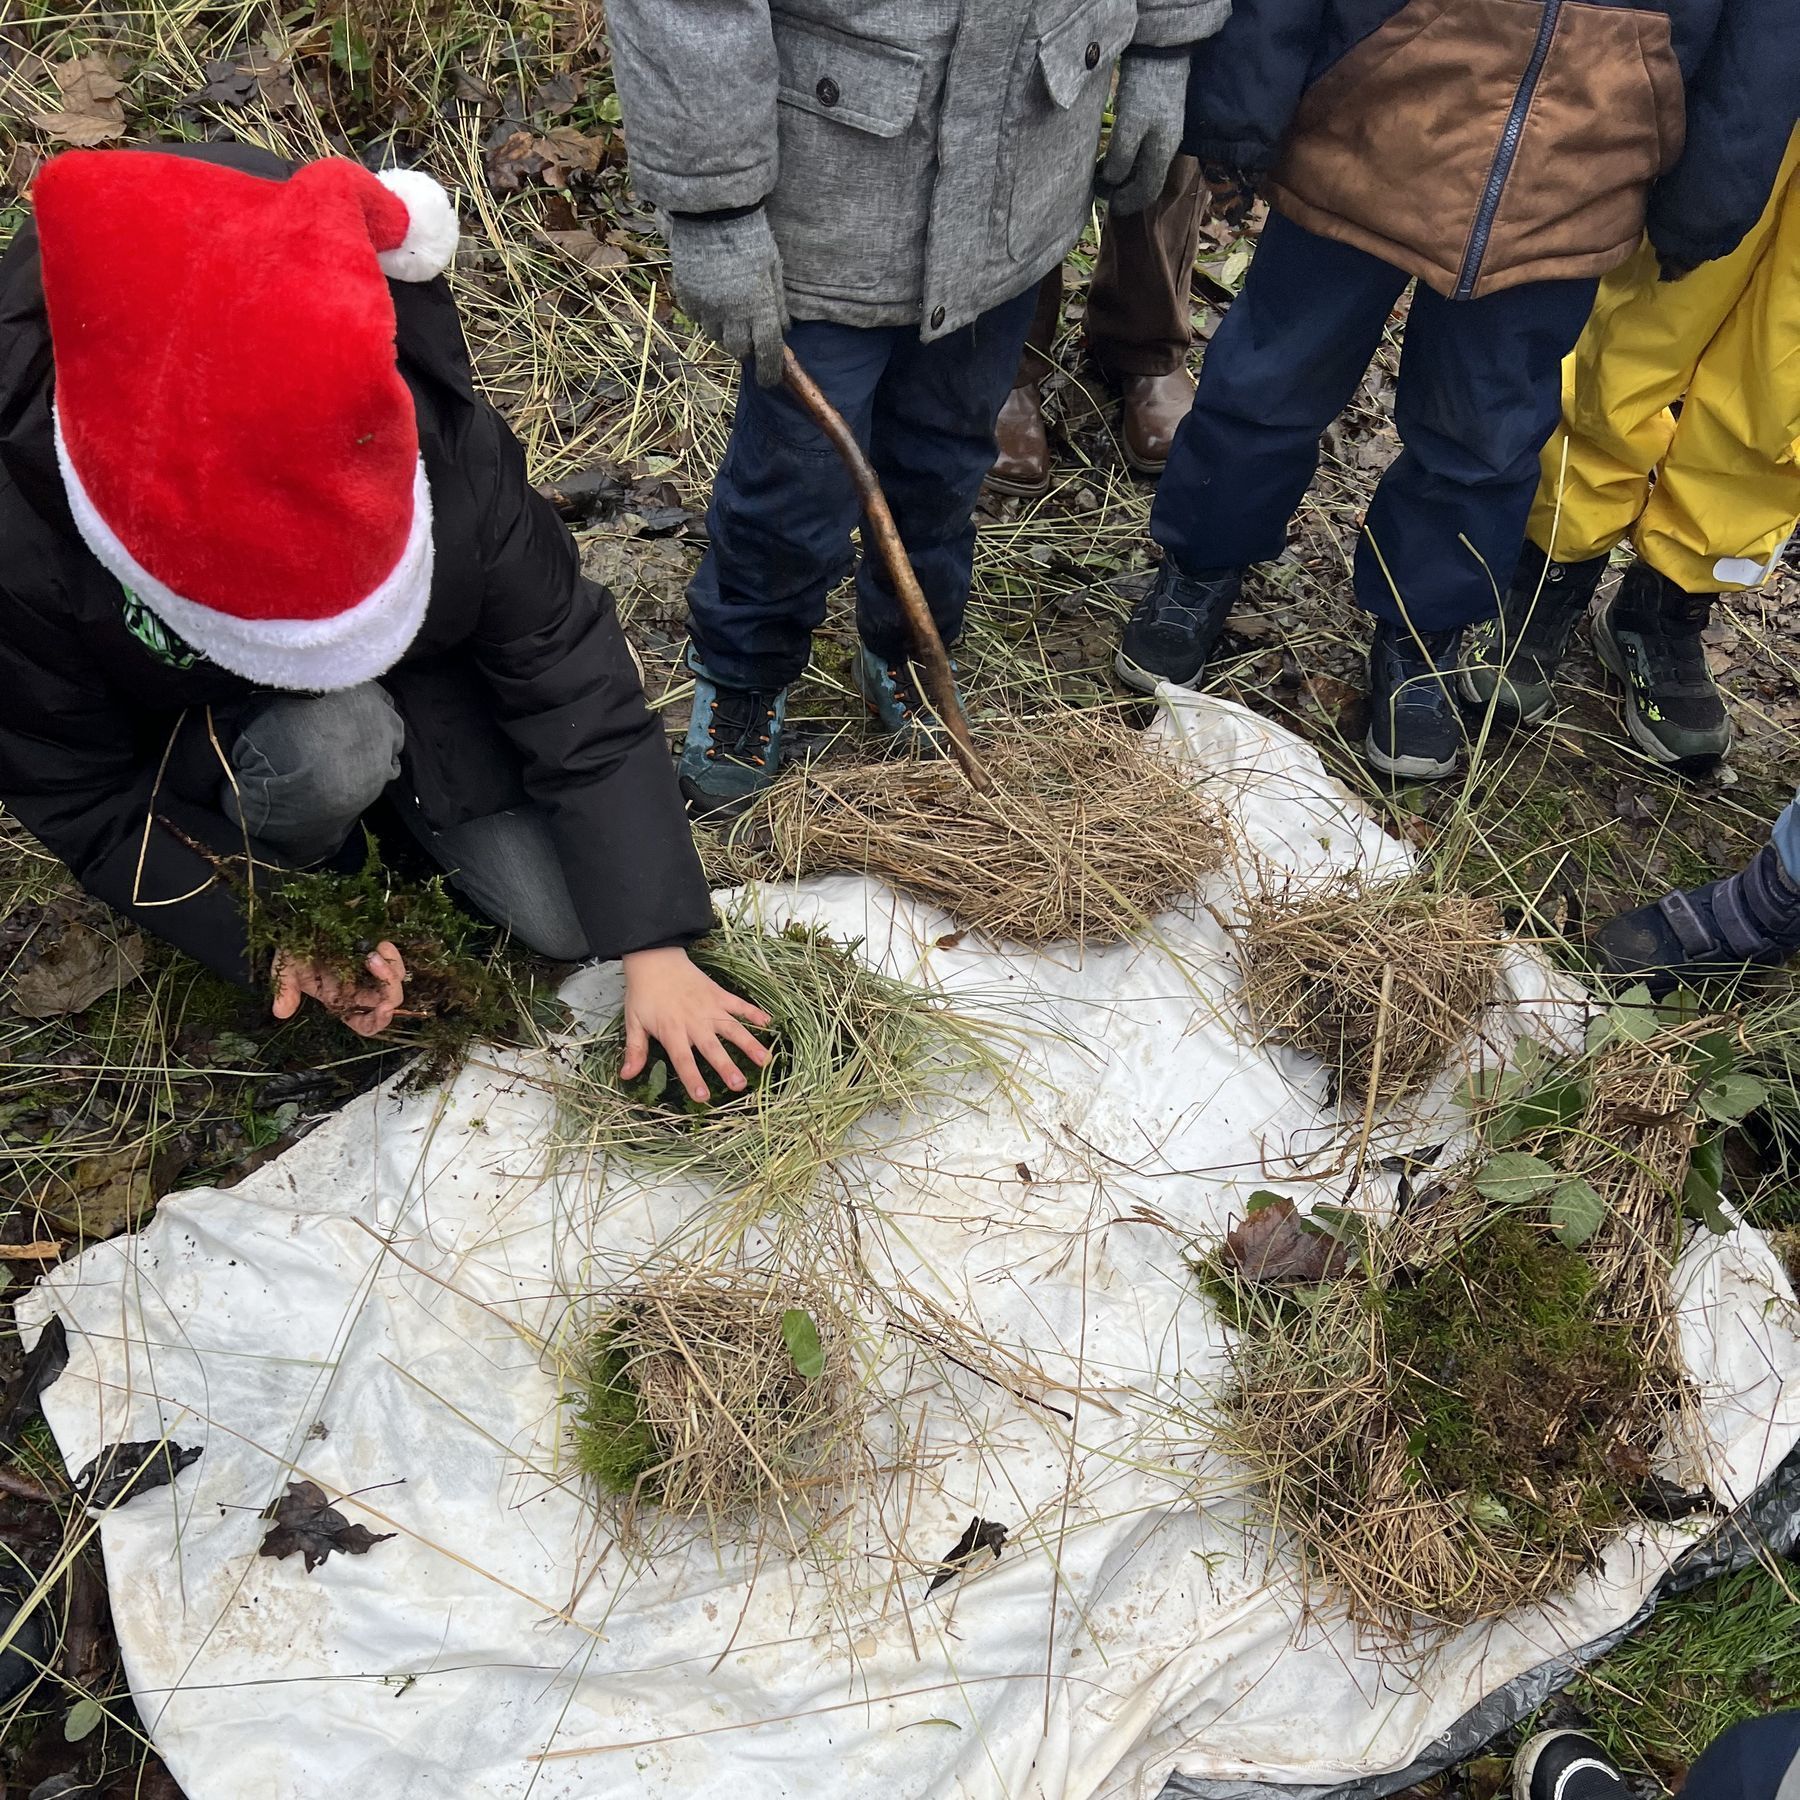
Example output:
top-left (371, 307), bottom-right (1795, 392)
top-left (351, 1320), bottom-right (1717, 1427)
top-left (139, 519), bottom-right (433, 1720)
top-left (886, 661), bottom-right (927, 720)
top-left (705, 686), bottom-right (779, 767)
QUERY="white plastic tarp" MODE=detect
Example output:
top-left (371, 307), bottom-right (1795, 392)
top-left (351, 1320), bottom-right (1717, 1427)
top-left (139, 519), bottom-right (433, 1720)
top-left (19, 691), bottom-right (1800, 1800)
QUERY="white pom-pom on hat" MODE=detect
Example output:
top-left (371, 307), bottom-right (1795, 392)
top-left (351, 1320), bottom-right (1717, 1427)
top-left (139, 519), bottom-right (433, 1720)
top-left (373, 168), bottom-right (460, 282)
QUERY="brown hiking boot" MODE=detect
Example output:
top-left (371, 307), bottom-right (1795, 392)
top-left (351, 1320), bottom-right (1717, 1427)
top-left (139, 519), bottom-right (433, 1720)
top-left (987, 383), bottom-right (1050, 496)
top-left (1116, 367), bottom-right (1194, 474)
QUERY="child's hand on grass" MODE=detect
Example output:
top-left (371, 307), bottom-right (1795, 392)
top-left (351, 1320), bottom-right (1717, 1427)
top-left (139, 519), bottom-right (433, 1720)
top-left (620, 945), bottom-right (771, 1103)
top-left (273, 940), bottom-right (408, 1038)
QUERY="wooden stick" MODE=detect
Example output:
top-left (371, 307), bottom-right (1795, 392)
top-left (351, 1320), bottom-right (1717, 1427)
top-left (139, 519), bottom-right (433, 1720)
top-left (781, 348), bottom-right (993, 793)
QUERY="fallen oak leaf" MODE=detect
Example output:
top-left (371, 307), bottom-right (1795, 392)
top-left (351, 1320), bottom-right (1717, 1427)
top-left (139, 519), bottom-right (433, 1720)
top-left (1219, 1196), bottom-right (1350, 1287)
top-left (73, 1439), bottom-right (202, 1510)
top-left (259, 1479), bottom-right (395, 1572)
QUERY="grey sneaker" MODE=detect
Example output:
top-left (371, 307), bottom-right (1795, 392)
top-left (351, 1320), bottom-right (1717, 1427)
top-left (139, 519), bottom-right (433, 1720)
top-left (677, 650), bottom-right (789, 815)
top-left (1460, 545), bottom-right (1609, 727)
top-left (1590, 562), bottom-right (1732, 769)
top-left (1594, 842), bottom-right (1800, 993)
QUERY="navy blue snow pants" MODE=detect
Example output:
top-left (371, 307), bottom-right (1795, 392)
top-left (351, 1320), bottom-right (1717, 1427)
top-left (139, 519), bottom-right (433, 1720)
top-left (1150, 210), bottom-right (1600, 632)
top-left (687, 288), bottom-right (1039, 692)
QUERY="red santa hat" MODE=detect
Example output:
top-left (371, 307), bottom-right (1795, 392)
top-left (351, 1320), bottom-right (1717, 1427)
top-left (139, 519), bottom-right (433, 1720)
top-left (32, 149), bottom-right (461, 691)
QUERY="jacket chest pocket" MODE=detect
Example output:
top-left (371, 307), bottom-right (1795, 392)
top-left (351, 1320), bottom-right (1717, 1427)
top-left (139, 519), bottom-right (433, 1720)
top-left (767, 14), bottom-right (935, 299)
top-left (1001, 0), bottom-right (1136, 263)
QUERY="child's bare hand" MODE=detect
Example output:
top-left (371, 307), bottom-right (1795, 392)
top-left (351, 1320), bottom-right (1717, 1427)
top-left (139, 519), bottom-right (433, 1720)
top-left (619, 945), bottom-right (771, 1102)
top-left (272, 940), bottom-right (408, 1037)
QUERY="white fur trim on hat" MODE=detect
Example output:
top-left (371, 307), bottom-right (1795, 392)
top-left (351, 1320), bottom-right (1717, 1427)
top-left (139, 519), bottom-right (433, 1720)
top-left (373, 168), bottom-right (460, 282)
top-left (54, 407), bottom-right (434, 692)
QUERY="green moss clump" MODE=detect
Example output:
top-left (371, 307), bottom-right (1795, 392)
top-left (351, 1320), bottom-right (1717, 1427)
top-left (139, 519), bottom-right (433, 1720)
top-left (570, 1332), bottom-right (663, 1500)
top-left (251, 836), bottom-right (536, 1087)
top-left (1381, 1215), bottom-right (1648, 1543)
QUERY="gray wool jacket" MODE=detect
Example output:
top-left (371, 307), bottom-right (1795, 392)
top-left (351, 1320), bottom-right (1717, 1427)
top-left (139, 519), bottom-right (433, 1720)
top-left (607, 0), bottom-right (1231, 342)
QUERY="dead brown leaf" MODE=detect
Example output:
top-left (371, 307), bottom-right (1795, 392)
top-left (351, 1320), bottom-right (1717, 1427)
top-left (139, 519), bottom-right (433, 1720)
top-left (35, 1141), bottom-right (184, 1242)
top-left (545, 228), bottom-right (628, 270)
top-left (260, 1479), bottom-right (395, 1572)
top-left (8, 918), bottom-right (145, 1018)
top-left (30, 53), bottom-right (130, 147)
top-left (1220, 1198), bottom-right (1350, 1287)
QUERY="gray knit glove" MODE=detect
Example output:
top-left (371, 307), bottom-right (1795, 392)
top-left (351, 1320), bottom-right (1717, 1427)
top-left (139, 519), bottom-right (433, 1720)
top-left (666, 208), bottom-right (789, 387)
top-left (1100, 51), bottom-right (1192, 216)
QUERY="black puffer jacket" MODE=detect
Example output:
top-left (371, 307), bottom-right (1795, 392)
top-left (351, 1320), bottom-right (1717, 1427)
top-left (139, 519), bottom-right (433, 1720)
top-left (0, 143), bottom-right (712, 983)
top-left (1185, 0), bottom-right (1800, 296)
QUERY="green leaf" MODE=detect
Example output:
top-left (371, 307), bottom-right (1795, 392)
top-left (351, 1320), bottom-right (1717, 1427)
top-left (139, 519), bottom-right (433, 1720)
top-left (1245, 1189), bottom-right (1287, 1214)
top-left (1308, 1203), bottom-right (1369, 1250)
top-left (1549, 1177), bottom-right (1607, 1248)
top-left (1486, 1075), bottom-right (1590, 1146)
top-left (1466, 1493), bottom-right (1513, 1529)
top-left (64, 1696), bottom-right (104, 1742)
top-left (329, 14), bottom-right (372, 71)
top-left (644, 1060), bottom-right (668, 1104)
top-left (1697, 1073), bottom-right (1768, 1125)
top-left (1472, 1151), bottom-right (1560, 1205)
top-left (1682, 1133), bottom-right (1732, 1235)
top-left (780, 1308), bottom-right (825, 1382)
top-left (1609, 1000), bottom-right (1662, 1044)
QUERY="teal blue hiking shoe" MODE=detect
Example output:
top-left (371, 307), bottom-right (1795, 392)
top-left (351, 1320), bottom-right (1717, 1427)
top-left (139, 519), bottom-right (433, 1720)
top-left (678, 650), bottom-right (789, 815)
top-left (855, 645), bottom-right (961, 751)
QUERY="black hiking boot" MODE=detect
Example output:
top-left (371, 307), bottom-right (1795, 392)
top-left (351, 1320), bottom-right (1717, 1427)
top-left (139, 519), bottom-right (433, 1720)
top-left (1513, 1732), bottom-right (1630, 1800)
top-left (1460, 545), bottom-right (1609, 728)
top-left (1594, 842), bottom-right (1800, 993)
top-left (1365, 621), bottom-right (1463, 780)
top-left (1590, 562), bottom-right (1732, 769)
top-left (1114, 559), bottom-right (1242, 693)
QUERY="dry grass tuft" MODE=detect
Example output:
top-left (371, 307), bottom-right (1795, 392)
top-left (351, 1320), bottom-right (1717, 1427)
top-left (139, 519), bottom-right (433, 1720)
top-left (568, 1268), bottom-right (860, 1532)
top-left (1208, 1028), bottom-right (1706, 1634)
top-left (720, 712), bottom-right (1228, 946)
top-left (1235, 875), bottom-right (1504, 1106)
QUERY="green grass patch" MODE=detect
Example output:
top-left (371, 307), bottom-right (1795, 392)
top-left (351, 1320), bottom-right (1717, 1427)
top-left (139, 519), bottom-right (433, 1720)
top-left (1571, 1561), bottom-right (1800, 1783)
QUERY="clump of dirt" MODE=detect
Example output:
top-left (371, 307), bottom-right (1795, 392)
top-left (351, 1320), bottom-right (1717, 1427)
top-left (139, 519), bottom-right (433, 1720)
top-left (252, 837), bottom-right (538, 1088)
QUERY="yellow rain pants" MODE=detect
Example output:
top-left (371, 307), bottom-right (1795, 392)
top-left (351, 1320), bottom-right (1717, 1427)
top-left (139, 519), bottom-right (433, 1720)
top-left (1528, 124), bottom-right (1800, 594)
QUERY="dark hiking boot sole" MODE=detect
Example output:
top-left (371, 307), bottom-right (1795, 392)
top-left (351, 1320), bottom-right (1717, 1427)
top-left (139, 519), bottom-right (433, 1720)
top-left (983, 469), bottom-right (1052, 500)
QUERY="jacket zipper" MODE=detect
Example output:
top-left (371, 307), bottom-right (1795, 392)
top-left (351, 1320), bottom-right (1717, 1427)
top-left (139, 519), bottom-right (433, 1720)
top-left (1454, 0), bottom-right (1563, 299)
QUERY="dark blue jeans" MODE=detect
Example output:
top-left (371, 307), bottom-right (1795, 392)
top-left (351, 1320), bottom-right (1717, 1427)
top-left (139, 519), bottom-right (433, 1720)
top-left (687, 289), bottom-right (1039, 692)
top-left (1685, 1712), bottom-right (1800, 1800)
top-left (1151, 211), bottom-right (1600, 632)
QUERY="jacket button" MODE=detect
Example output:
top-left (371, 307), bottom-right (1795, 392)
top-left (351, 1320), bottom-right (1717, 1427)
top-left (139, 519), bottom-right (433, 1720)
top-left (930, 305), bottom-right (946, 329)
top-left (815, 76), bottom-right (840, 106)
top-left (1084, 40), bottom-right (1101, 69)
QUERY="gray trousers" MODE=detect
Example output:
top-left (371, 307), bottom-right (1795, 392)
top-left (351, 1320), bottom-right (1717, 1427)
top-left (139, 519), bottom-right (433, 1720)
top-left (226, 683), bottom-right (589, 961)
